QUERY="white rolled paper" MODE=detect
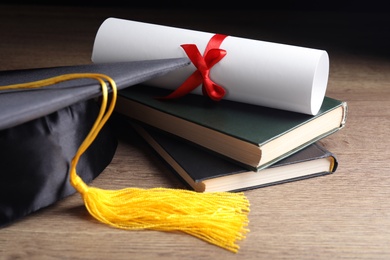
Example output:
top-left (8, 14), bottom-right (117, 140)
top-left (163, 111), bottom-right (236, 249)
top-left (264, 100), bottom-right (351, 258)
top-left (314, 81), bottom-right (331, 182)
top-left (92, 17), bottom-right (329, 115)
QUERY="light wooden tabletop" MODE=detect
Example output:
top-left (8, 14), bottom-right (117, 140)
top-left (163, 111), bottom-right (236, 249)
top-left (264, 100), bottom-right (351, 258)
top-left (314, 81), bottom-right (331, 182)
top-left (1, 4), bottom-right (389, 259)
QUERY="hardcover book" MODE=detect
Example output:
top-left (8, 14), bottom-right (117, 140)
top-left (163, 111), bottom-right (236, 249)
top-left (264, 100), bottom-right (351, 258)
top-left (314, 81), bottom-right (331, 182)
top-left (115, 85), bottom-right (347, 171)
top-left (130, 122), bottom-right (338, 192)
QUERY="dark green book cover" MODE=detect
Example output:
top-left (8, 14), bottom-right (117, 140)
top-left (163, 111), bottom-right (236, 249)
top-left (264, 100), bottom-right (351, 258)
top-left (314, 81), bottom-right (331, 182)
top-left (131, 121), bottom-right (338, 193)
top-left (116, 85), bottom-right (347, 171)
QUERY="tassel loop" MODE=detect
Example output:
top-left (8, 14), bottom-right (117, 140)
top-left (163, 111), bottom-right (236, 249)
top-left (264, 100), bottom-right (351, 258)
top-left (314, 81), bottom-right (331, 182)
top-left (69, 166), bottom-right (89, 194)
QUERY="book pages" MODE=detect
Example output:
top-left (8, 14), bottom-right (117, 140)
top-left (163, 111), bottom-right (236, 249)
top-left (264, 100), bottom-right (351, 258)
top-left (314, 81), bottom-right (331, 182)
top-left (92, 18), bottom-right (329, 115)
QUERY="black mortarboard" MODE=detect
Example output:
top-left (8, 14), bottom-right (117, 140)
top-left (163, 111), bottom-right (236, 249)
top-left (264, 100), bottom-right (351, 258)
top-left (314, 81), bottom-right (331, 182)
top-left (0, 57), bottom-right (249, 253)
top-left (0, 58), bottom-right (190, 227)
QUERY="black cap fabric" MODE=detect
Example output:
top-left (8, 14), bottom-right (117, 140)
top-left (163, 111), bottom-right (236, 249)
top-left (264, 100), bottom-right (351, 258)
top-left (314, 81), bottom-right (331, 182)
top-left (0, 99), bottom-right (117, 226)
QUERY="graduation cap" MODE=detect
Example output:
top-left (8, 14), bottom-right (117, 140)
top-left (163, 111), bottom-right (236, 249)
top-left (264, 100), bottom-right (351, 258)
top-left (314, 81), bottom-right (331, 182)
top-left (0, 58), bottom-right (249, 253)
top-left (0, 59), bottom-right (189, 226)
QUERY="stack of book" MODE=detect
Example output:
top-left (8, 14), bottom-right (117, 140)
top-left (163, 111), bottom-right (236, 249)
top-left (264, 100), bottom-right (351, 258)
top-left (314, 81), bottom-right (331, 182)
top-left (114, 84), bottom-right (347, 192)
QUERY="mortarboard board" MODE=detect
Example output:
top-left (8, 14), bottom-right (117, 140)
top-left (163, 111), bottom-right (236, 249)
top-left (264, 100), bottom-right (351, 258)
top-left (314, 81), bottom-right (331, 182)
top-left (0, 58), bottom-right (250, 253)
top-left (0, 58), bottom-right (191, 130)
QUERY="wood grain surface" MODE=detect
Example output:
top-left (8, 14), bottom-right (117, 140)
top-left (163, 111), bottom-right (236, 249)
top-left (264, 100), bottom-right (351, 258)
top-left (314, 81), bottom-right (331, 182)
top-left (0, 4), bottom-right (389, 259)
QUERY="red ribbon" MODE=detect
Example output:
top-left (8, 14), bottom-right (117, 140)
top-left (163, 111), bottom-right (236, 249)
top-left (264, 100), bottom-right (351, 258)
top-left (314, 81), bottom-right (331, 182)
top-left (159, 34), bottom-right (228, 101)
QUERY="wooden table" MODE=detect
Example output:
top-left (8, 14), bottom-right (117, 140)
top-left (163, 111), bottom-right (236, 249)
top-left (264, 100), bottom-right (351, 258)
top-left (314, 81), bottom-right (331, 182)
top-left (1, 5), bottom-right (389, 259)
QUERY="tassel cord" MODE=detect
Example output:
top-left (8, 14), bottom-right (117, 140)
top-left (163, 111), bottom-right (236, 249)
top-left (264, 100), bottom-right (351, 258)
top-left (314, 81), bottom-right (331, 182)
top-left (68, 74), bottom-right (117, 194)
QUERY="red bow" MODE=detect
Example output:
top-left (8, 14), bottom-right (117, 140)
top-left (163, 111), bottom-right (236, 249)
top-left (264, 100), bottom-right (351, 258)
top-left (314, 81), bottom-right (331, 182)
top-left (159, 34), bottom-right (228, 101)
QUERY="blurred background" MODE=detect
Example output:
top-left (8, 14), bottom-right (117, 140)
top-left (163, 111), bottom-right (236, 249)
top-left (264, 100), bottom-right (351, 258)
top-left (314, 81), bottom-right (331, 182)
top-left (1, 0), bottom-right (389, 70)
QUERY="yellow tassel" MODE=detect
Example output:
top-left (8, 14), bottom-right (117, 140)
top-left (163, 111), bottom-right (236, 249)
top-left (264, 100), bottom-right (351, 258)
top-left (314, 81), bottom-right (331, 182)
top-left (1, 73), bottom-right (250, 253)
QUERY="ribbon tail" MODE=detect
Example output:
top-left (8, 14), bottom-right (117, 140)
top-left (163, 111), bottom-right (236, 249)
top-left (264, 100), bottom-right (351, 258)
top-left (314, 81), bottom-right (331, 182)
top-left (202, 81), bottom-right (226, 101)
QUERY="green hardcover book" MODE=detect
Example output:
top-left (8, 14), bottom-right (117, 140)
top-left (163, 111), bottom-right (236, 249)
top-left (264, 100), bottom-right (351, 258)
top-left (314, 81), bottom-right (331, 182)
top-left (115, 85), bottom-right (347, 171)
top-left (130, 121), bottom-right (338, 193)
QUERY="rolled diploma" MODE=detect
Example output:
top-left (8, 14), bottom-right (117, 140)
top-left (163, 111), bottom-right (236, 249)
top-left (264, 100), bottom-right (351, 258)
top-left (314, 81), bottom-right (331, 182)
top-left (92, 17), bottom-right (329, 115)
